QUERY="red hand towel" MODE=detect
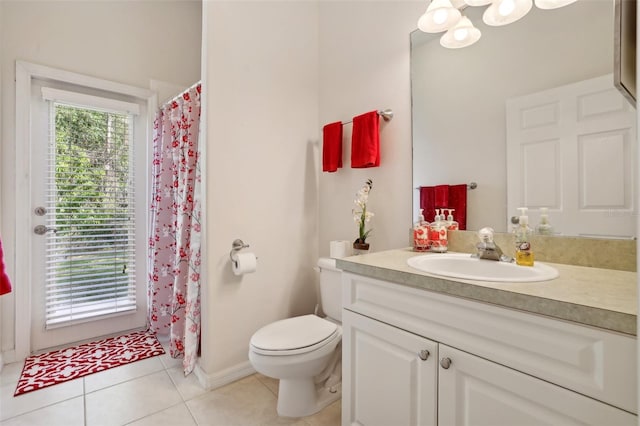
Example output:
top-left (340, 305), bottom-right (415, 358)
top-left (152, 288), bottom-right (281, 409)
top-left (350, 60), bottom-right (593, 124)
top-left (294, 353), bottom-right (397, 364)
top-left (322, 121), bottom-right (343, 173)
top-left (420, 185), bottom-right (467, 229)
top-left (0, 237), bottom-right (12, 296)
top-left (351, 111), bottom-right (380, 168)
top-left (419, 187), bottom-right (436, 223)
top-left (434, 185), bottom-right (449, 208)
top-left (449, 184), bottom-right (467, 230)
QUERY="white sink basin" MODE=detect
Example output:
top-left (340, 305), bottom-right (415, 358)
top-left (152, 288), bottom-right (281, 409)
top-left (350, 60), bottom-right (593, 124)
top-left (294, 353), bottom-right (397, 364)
top-left (407, 252), bottom-right (559, 282)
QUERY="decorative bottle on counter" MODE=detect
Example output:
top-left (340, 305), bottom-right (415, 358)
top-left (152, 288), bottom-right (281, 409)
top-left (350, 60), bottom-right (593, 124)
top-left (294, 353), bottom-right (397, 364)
top-left (413, 209), bottom-right (430, 252)
top-left (536, 207), bottom-right (554, 235)
top-left (429, 210), bottom-right (448, 253)
top-left (445, 209), bottom-right (459, 231)
top-left (514, 207), bottom-right (534, 266)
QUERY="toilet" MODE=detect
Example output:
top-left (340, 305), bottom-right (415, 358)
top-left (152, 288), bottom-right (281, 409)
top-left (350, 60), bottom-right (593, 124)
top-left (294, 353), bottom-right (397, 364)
top-left (248, 258), bottom-right (342, 418)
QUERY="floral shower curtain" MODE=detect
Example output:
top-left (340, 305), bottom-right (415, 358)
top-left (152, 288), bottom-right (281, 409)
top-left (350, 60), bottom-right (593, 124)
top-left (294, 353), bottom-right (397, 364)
top-left (149, 83), bottom-right (202, 375)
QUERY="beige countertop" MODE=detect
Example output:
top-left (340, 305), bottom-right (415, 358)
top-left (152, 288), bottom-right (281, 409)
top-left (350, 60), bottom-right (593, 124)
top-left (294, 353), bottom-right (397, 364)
top-left (336, 248), bottom-right (638, 336)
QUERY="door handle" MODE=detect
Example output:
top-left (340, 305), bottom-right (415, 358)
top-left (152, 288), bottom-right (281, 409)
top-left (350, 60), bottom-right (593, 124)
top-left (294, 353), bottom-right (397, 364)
top-left (418, 349), bottom-right (430, 361)
top-left (34, 225), bottom-right (57, 235)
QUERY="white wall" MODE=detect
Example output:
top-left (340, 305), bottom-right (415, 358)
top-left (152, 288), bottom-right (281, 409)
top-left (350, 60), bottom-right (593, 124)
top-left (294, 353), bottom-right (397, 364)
top-left (0, 0), bottom-right (201, 359)
top-left (1, 0), bottom-right (419, 379)
top-left (200, 1), bottom-right (320, 379)
top-left (318, 1), bottom-right (423, 256)
top-left (199, 0), bottom-right (422, 382)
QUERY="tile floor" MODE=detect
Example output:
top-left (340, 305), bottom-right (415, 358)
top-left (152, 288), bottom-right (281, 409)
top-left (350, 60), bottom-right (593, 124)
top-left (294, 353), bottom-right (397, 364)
top-left (0, 344), bottom-right (341, 426)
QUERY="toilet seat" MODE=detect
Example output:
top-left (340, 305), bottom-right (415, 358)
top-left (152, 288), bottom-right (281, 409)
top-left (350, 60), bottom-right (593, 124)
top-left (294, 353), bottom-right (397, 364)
top-left (250, 314), bottom-right (339, 356)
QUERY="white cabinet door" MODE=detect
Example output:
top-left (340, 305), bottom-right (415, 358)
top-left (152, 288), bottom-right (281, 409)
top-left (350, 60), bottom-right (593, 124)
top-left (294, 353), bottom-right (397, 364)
top-left (342, 309), bottom-right (438, 426)
top-left (438, 345), bottom-right (636, 426)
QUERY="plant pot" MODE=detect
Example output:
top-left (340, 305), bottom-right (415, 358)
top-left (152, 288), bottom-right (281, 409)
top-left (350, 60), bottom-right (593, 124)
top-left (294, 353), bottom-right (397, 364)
top-left (353, 242), bottom-right (370, 255)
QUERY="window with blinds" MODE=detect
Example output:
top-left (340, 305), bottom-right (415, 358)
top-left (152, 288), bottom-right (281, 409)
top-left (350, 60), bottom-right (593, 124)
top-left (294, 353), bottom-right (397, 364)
top-left (43, 97), bottom-right (137, 328)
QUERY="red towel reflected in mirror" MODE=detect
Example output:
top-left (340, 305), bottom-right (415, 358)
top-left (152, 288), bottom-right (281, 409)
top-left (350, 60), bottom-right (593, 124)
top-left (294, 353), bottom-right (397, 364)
top-left (419, 184), bottom-right (467, 230)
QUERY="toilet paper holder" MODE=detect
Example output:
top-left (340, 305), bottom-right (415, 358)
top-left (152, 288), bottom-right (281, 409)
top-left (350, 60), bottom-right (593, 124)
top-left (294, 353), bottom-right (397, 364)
top-left (230, 239), bottom-right (250, 267)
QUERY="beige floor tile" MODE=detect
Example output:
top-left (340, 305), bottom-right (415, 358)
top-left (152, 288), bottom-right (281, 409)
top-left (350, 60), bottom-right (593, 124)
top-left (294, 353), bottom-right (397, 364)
top-left (186, 375), bottom-right (305, 426)
top-left (0, 363), bottom-right (25, 387)
top-left (305, 400), bottom-right (341, 426)
top-left (126, 402), bottom-right (196, 426)
top-left (158, 343), bottom-right (184, 370)
top-left (166, 366), bottom-right (207, 401)
top-left (84, 356), bottom-right (165, 393)
top-left (85, 370), bottom-right (182, 426)
top-left (0, 396), bottom-right (84, 426)
top-left (255, 373), bottom-right (279, 396)
top-left (0, 378), bottom-right (84, 421)
top-left (159, 353), bottom-right (184, 370)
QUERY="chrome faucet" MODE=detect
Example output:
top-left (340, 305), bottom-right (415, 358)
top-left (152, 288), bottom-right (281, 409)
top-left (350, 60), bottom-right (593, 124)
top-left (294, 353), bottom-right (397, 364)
top-left (472, 227), bottom-right (513, 262)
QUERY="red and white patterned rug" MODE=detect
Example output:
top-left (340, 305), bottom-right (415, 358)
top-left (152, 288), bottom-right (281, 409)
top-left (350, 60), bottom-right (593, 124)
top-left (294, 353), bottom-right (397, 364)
top-left (14, 330), bottom-right (165, 396)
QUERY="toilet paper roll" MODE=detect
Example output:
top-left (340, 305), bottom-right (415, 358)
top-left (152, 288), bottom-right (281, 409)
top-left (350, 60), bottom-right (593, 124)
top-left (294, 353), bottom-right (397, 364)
top-left (329, 240), bottom-right (352, 259)
top-left (232, 252), bottom-right (257, 276)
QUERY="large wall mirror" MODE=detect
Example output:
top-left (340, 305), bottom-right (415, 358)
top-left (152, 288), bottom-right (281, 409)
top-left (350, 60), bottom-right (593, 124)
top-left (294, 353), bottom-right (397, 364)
top-left (411, 0), bottom-right (637, 238)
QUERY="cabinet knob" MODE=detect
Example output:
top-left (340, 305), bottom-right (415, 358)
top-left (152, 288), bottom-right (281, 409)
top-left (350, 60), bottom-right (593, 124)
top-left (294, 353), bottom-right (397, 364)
top-left (439, 357), bottom-right (452, 369)
top-left (418, 349), bottom-right (430, 361)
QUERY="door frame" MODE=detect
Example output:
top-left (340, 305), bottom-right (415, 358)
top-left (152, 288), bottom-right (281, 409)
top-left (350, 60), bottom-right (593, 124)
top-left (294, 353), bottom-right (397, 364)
top-left (14, 61), bottom-right (156, 359)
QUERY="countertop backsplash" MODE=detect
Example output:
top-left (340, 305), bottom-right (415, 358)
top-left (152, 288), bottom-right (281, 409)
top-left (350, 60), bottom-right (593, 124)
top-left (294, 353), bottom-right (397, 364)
top-left (447, 230), bottom-right (637, 272)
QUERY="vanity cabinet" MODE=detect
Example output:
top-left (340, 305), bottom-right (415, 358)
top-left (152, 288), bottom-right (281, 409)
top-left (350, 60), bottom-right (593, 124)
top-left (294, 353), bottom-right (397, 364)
top-left (341, 272), bottom-right (637, 426)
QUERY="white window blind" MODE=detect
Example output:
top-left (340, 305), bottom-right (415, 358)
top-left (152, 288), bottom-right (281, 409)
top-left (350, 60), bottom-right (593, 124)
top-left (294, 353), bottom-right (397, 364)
top-left (44, 100), bottom-right (137, 328)
top-left (41, 87), bottom-right (140, 115)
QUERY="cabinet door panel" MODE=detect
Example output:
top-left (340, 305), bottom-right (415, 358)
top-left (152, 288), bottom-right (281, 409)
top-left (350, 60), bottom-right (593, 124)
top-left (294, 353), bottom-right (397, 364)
top-left (343, 310), bottom-right (437, 426)
top-left (438, 345), bottom-right (636, 426)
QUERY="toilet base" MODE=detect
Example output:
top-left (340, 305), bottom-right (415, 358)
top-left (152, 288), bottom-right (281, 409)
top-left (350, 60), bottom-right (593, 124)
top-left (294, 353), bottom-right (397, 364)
top-left (277, 378), bottom-right (341, 418)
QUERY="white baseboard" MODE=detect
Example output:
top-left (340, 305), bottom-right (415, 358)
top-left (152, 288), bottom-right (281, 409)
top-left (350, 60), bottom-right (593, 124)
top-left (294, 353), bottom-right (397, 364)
top-left (194, 360), bottom-right (256, 391)
top-left (0, 349), bottom-right (17, 366)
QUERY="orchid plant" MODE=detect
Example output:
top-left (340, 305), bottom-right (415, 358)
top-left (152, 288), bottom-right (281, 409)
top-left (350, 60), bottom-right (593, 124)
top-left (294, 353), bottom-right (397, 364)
top-left (353, 179), bottom-right (374, 246)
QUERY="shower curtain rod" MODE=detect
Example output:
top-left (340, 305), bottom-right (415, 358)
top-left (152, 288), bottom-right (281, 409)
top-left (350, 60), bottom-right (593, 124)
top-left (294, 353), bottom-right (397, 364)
top-left (159, 80), bottom-right (202, 109)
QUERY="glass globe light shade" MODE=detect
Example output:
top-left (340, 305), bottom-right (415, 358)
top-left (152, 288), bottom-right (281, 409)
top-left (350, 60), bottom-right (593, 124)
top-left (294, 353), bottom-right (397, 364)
top-left (440, 16), bottom-right (481, 48)
top-left (483, 0), bottom-right (533, 26)
top-left (418, 0), bottom-right (462, 33)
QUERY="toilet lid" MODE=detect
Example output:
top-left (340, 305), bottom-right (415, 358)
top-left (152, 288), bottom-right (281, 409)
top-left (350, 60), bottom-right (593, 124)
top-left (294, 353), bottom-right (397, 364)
top-left (250, 314), bottom-right (338, 352)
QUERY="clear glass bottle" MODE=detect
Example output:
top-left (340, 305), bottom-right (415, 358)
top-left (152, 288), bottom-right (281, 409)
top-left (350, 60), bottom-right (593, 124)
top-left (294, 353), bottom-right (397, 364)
top-left (514, 207), bottom-right (534, 266)
top-left (535, 207), bottom-right (554, 235)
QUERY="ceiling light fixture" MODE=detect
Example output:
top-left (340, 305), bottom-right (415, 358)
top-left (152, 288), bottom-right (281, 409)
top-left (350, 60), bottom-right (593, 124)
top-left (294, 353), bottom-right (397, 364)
top-left (418, 0), bottom-right (462, 33)
top-left (483, 0), bottom-right (533, 26)
top-left (440, 16), bottom-right (482, 48)
top-left (418, 0), bottom-right (577, 48)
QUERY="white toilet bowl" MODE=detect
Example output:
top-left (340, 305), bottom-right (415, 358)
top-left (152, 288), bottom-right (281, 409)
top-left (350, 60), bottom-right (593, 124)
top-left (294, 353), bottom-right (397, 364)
top-left (248, 314), bottom-right (342, 418)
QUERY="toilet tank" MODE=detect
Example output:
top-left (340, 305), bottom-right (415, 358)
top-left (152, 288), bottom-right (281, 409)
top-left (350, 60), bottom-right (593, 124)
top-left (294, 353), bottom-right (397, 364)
top-left (317, 257), bottom-right (342, 322)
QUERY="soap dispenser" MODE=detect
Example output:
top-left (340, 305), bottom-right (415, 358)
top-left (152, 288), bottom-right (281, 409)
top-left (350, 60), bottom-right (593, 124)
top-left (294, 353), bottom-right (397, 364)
top-left (536, 207), bottom-right (554, 235)
top-left (514, 207), bottom-right (534, 266)
top-left (413, 209), bottom-right (430, 252)
top-left (445, 209), bottom-right (459, 231)
top-left (429, 209), bottom-right (448, 253)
